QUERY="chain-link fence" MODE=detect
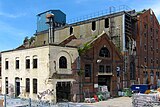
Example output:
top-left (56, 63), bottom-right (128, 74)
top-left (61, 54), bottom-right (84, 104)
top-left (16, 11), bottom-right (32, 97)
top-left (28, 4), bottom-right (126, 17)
top-left (132, 93), bottom-right (160, 107)
top-left (0, 94), bottom-right (87, 107)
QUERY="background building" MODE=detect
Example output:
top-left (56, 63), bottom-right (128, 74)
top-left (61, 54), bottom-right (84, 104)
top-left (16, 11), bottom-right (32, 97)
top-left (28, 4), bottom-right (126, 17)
top-left (136, 9), bottom-right (160, 87)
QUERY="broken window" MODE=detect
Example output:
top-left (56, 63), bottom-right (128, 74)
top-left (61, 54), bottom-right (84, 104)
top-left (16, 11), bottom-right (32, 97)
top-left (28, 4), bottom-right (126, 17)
top-left (130, 62), bottom-right (135, 80)
top-left (26, 78), bottom-right (30, 93)
top-left (151, 46), bottom-right (153, 51)
top-left (85, 64), bottom-right (91, 77)
top-left (5, 77), bottom-right (8, 94)
top-left (99, 47), bottom-right (110, 57)
top-left (151, 58), bottom-right (153, 63)
top-left (70, 26), bottom-right (73, 35)
top-left (26, 59), bottom-right (30, 69)
top-left (144, 24), bottom-right (147, 29)
top-left (99, 65), bottom-right (104, 73)
top-left (144, 57), bottom-right (147, 62)
top-left (144, 32), bottom-right (146, 37)
top-left (5, 60), bottom-right (9, 70)
top-left (92, 21), bottom-right (96, 31)
top-left (16, 58), bottom-right (19, 69)
top-left (59, 56), bottom-right (67, 68)
top-left (33, 56), bottom-right (38, 69)
top-left (144, 44), bottom-right (146, 50)
top-left (106, 66), bottom-right (111, 73)
top-left (105, 18), bottom-right (109, 28)
top-left (33, 79), bottom-right (37, 94)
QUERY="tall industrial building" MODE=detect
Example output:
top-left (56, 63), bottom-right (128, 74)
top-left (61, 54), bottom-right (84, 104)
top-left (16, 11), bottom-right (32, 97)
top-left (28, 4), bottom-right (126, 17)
top-left (136, 9), bottom-right (160, 86)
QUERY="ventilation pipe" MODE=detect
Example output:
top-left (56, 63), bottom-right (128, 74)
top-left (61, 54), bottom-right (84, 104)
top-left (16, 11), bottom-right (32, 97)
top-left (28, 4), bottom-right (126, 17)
top-left (122, 14), bottom-right (125, 51)
top-left (46, 13), bottom-right (54, 44)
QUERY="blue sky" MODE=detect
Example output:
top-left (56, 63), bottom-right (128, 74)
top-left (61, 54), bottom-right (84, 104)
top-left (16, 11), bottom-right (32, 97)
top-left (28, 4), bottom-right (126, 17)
top-left (0, 0), bottom-right (160, 51)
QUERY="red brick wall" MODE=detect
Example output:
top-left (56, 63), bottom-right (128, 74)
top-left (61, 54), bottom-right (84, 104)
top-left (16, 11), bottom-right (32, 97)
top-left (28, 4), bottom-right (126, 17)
top-left (136, 9), bottom-right (160, 85)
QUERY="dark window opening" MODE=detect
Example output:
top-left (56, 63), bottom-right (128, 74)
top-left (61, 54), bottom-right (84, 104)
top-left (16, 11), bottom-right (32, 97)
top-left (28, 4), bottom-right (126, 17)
top-left (5, 61), bottom-right (8, 69)
top-left (92, 21), bottom-right (96, 31)
top-left (130, 62), bottom-right (136, 80)
top-left (59, 56), bottom-right (67, 68)
top-left (33, 79), bottom-right (37, 94)
top-left (70, 26), bottom-right (73, 35)
top-left (26, 59), bottom-right (30, 69)
top-left (85, 64), bottom-right (91, 77)
top-left (144, 32), bottom-right (146, 37)
top-left (105, 18), bottom-right (109, 28)
top-left (151, 59), bottom-right (153, 63)
top-left (106, 66), bottom-right (111, 73)
top-left (125, 37), bottom-right (129, 49)
top-left (156, 30), bottom-right (159, 34)
top-left (44, 41), bottom-right (46, 44)
top-left (144, 45), bottom-right (146, 50)
top-left (151, 46), bottom-right (153, 51)
top-left (144, 24), bottom-right (147, 29)
top-left (99, 65), bottom-right (104, 73)
top-left (26, 78), bottom-right (30, 93)
top-left (16, 60), bottom-right (19, 69)
top-left (99, 47), bottom-right (110, 57)
top-left (144, 57), bottom-right (147, 62)
top-left (157, 49), bottom-right (158, 53)
top-left (33, 59), bottom-right (38, 68)
top-left (156, 59), bottom-right (158, 64)
top-left (5, 77), bottom-right (8, 94)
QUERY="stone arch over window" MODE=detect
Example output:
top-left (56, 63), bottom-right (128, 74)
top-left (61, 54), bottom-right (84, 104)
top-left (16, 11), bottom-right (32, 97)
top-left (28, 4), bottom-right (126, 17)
top-left (59, 56), bottom-right (67, 68)
top-left (99, 47), bottom-right (110, 57)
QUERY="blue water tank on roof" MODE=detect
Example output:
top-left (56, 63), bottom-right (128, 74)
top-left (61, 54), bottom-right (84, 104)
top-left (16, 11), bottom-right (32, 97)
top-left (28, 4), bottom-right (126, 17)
top-left (37, 10), bottom-right (66, 32)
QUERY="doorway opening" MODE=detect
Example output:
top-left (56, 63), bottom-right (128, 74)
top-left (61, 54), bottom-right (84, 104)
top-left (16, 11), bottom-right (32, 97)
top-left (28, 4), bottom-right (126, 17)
top-left (15, 77), bottom-right (20, 97)
top-left (56, 82), bottom-right (71, 102)
top-left (98, 75), bottom-right (111, 91)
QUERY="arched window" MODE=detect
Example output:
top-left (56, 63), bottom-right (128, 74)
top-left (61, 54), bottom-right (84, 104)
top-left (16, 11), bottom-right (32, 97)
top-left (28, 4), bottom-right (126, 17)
top-left (59, 56), bottom-right (67, 68)
top-left (99, 47), bottom-right (110, 57)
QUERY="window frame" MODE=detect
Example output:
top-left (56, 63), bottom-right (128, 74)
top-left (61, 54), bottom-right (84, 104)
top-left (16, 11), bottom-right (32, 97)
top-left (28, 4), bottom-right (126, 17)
top-left (92, 21), bottom-right (96, 31)
top-left (59, 56), bottom-right (67, 68)
top-left (26, 57), bottom-right (30, 69)
top-left (33, 79), bottom-right (37, 94)
top-left (99, 47), bottom-right (110, 58)
top-left (15, 58), bottom-right (19, 69)
top-left (26, 78), bottom-right (30, 93)
top-left (104, 18), bottom-right (109, 28)
top-left (33, 58), bottom-right (38, 68)
top-left (85, 64), bottom-right (91, 77)
top-left (5, 60), bottom-right (9, 70)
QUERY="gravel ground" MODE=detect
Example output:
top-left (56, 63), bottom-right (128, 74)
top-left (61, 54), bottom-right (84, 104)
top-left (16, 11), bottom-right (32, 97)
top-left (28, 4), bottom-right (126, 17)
top-left (83, 97), bottom-right (132, 107)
